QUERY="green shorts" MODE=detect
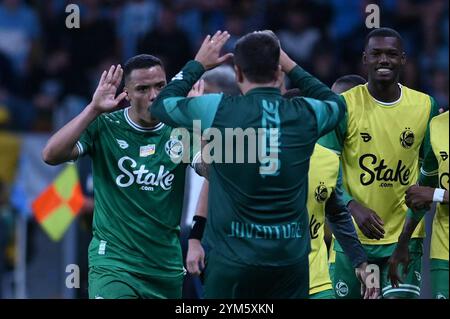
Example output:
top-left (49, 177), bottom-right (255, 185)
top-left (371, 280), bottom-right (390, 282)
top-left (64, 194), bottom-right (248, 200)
top-left (430, 259), bottom-right (449, 299)
top-left (310, 289), bottom-right (335, 299)
top-left (204, 251), bottom-right (309, 299)
top-left (333, 240), bottom-right (422, 299)
top-left (88, 266), bottom-right (183, 299)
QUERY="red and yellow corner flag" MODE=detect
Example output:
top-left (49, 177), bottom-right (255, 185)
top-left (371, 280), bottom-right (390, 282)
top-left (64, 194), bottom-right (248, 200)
top-left (32, 165), bottom-right (85, 241)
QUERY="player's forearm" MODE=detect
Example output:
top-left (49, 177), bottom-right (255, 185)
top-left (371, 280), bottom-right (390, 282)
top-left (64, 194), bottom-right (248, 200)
top-left (42, 103), bottom-right (100, 165)
top-left (287, 65), bottom-right (342, 104)
top-left (195, 181), bottom-right (209, 218)
top-left (326, 194), bottom-right (368, 268)
top-left (152, 60), bottom-right (205, 123)
top-left (397, 215), bottom-right (422, 248)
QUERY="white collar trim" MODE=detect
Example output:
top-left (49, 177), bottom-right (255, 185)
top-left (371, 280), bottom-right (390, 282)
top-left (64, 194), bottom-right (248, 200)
top-left (368, 83), bottom-right (403, 106)
top-left (124, 107), bottom-right (164, 132)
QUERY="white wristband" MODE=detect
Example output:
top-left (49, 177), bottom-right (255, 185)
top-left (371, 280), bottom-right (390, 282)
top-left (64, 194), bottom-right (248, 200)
top-left (433, 188), bottom-right (445, 203)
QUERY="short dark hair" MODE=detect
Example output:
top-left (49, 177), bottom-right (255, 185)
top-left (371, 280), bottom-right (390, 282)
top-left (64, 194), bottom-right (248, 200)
top-left (364, 27), bottom-right (403, 50)
top-left (334, 74), bottom-right (366, 87)
top-left (123, 54), bottom-right (164, 83)
top-left (234, 30), bottom-right (280, 83)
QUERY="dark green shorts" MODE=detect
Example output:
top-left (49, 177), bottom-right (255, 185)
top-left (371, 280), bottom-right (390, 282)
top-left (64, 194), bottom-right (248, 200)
top-left (430, 259), bottom-right (449, 299)
top-left (333, 248), bottom-right (422, 299)
top-left (204, 251), bottom-right (309, 299)
top-left (88, 266), bottom-right (183, 299)
top-left (309, 289), bottom-right (335, 299)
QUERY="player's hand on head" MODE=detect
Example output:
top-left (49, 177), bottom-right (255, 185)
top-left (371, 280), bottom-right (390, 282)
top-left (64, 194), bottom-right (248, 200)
top-left (195, 31), bottom-right (233, 70)
top-left (279, 48), bottom-right (296, 73)
top-left (405, 185), bottom-right (433, 211)
top-left (188, 79), bottom-right (205, 98)
top-left (186, 239), bottom-right (205, 276)
top-left (91, 64), bottom-right (127, 114)
top-left (355, 262), bottom-right (380, 299)
top-left (348, 201), bottom-right (385, 240)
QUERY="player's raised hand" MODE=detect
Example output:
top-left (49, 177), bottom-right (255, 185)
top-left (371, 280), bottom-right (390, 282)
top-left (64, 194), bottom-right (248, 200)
top-left (91, 65), bottom-right (127, 114)
top-left (195, 31), bottom-right (233, 70)
top-left (348, 200), bottom-right (385, 240)
top-left (279, 48), bottom-right (296, 73)
top-left (188, 79), bottom-right (205, 97)
top-left (186, 239), bottom-right (205, 276)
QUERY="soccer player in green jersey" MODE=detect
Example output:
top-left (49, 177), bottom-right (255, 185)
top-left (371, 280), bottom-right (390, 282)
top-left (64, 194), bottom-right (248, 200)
top-left (319, 28), bottom-right (440, 299)
top-left (388, 111), bottom-right (448, 299)
top-left (42, 55), bottom-right (197, 299)
top-left (152, 30), bottom-right (346, 298)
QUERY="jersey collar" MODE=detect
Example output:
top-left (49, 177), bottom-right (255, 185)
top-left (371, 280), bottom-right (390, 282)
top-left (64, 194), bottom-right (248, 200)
top-left (368, 83), bottom-right (403, 106)
top-left (124, 107), bottom-right (165, 132)
top-left (245, 87), bottom-right (282, 96)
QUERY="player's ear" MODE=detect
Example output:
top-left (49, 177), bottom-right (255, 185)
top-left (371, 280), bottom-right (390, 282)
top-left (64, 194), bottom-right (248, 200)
top-left (123, 87), bottom-right (130, 101)
top-left (362, 51), bottom-right (368, 65)
top-left (235, 65), bottom-right (244, 84)
top-left (274, 65), bottom-right (283, 88)
top-left (400, 51), bottom-right (406, 66)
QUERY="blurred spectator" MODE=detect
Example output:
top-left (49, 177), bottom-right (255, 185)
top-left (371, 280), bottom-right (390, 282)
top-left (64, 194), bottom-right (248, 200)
top-left (0, 0), bottom-right (42, 76)
top-left (117, 0), bottom-right (161, 60)
top-left (138, 4), bottom-right (192, 78)
top-left (430, 69), bottom-right (449, 108)
top-left (277, 2), bottom-right (321, 64)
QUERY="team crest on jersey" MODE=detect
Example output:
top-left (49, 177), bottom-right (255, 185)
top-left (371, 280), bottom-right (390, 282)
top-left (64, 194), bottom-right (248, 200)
top-left (165, 138), bottom-right (184, 160)
top-left (314, 182), bottom-right (328, 203)
top-left (140, 144), bottom-right (156, 157)
top-left (335, 280), bottom-right (349, 297)
top-left (400, 128), bottom-right (415, 149)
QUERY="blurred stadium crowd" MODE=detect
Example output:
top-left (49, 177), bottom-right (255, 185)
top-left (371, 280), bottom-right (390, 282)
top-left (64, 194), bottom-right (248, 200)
top-left (0, 0), bottom-right (448, 132)
top-left (0, 0), bottom-right (448, 298)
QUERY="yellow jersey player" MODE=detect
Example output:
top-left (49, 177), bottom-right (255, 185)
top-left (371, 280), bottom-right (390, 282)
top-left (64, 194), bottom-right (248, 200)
top-left (320, 27), bottom-right (440, 299)
top-left (388, 111), bottom-right (448, 299)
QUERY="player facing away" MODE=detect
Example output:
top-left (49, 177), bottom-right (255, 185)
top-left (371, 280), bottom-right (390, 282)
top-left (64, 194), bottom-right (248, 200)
top-left (186, 84), bottom-right (379, 299)
top-left (319, 27), bottom-right (440, 299)
top-left (152, 30), bottom-right (347, 298)
top-left (42, 55), bottom-right (199, 299)
top-left (388, 111), bottom-right (449, 299)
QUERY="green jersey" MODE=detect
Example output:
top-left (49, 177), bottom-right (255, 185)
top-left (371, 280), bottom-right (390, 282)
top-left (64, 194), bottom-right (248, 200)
top-left (152, 60), bottom-right (346, 267)
top-left (77, 107), bottom-right (189, 277)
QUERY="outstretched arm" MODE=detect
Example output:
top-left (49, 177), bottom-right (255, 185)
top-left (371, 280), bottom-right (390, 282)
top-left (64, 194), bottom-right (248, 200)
top-left (42, 65), bottom-right (126, 165)
top-left (152, 31), bottom-right (233, 131)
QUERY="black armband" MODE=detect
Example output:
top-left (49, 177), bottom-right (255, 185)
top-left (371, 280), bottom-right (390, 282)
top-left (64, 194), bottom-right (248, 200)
top-left (188, 215), bottom-right (207, 240)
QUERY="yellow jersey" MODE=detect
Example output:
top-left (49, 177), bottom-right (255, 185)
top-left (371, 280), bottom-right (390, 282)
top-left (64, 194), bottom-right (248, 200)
top-left (321, 84), bottom-right (439, 245)
top-left (307, 144), bottom-right (340, 295)
top-left (425, 112), bottom-right (449, 260)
